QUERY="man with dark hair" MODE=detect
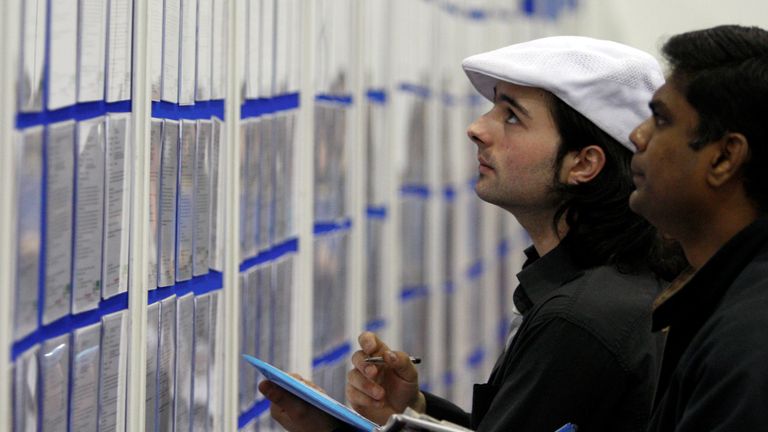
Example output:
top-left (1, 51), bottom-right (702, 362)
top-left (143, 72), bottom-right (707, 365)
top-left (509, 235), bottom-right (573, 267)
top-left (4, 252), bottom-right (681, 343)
top-left (628, 25), bottom-right (768, 431)
top-left (260, 37), bottom-right (680, 431)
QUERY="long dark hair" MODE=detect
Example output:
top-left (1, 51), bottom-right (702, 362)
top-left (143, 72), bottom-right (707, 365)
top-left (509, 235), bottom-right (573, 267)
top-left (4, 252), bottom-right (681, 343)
top-left (549, 96), bottom-right (686, 280)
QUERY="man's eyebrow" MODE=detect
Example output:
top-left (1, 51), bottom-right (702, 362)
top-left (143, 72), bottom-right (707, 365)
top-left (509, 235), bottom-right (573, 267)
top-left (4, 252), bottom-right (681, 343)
top-left (649, 99), bottom-right (668, 114)
top-left (497, 93), bottom-right (531, 118)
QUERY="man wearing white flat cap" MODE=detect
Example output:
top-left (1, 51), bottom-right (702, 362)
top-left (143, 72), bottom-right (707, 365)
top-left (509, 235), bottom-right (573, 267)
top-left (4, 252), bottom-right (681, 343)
top-left (260, 37), bottom-right (686, 431)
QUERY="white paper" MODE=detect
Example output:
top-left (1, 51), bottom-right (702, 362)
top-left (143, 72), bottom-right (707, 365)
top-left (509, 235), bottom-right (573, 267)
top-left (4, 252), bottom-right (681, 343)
top-left (40, 334), bottom-right (70, 432)
top-left (176, 120), bottom-right (196, 281)
top-left (208, 291), bottom-right (222, 430)
top-left (49, 0), bottom-right (78, 110)
top-left (258, 117), bottom-right (273, 250)
top-left (210, 0), bottom-right (226, 99)
top-left (196, 0), bottom-right (213, 101)
top-left (242, 120), bottom-right (259, 258)
top-left (193, 120), bottom-right (212, 276)
top-left (256, 266), bottom-right (271, 365)
top-left (69, 322), bottom-right (102, 432)
top-left (73, 117), bottom-right (106, 314)
top-left (274, 0), bottom-right (290, 94)
top-left (192, 295), bottom-right (211, 430)
top-left (239, 272), bottom-right (256, 411)
top-left (148, 119), bottom-right (163, 290)
top-left (274, 116), bottom-right (287, 240)
top-left (145, 302), bottom-right (161, 432)
top-left (99, 310), bottom-right (128, 432)
top-left (245, 0), bottom-right (261, 99)
top-left (178, 0), bottom-right (197, 104)
top-left (158, 120), bottom-right (179, 287)
top-left (12, 346), bottom-right (39, 432)
top-left (288, 0), bottom-right (300, 93)
top-left (18, 0), bottom-right (47, 112)
top-left (174, 293), bottom-right (195, 432)
top-left (44, 121), bottom-right (75, 325)
top-left (14, 127), bottom-right (43, 340)
top-left (208, 117), bottom-right (224, 271)
top-left (106, 0), bottom-right (134, 101)
top-left (161, 0), bottom-right (181, 102)
top-left (102, 114), bottom-right (131, 299)
top-left (150, 0), bottom-right (163, 99)
top-left (77, 0), bottom-right (108, 102)
top-left (157, 296), bottom-right (177, 431)
top-left (260, 0), bottom-right (275, 97)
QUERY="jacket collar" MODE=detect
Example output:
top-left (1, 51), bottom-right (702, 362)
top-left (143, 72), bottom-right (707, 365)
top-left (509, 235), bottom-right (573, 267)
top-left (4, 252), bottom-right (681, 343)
top-left (652, 217), bottom-right (768, 332)
top-left (514, 243), bottom-right (584, 315)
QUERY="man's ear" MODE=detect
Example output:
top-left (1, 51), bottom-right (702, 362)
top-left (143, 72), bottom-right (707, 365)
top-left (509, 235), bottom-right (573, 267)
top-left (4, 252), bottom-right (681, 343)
top-left (708, 132), bottom-right (750, 187)
top-left (561, 145), bottom-right (606, 185)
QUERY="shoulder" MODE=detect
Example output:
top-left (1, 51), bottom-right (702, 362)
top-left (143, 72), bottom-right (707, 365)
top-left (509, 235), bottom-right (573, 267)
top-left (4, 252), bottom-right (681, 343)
top-left (534, 266), bottom-right (662, 368)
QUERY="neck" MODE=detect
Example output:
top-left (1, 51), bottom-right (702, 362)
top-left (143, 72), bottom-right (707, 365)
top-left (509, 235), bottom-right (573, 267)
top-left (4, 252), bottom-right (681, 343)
top-left (513, 208), bottom-right (567, 257)
top-left (677, 203), bottom-right (759, 270)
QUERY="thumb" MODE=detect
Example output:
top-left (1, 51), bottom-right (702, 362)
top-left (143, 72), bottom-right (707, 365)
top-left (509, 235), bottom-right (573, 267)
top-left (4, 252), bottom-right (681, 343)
top-left (384, 351), bottom-right (418, 383)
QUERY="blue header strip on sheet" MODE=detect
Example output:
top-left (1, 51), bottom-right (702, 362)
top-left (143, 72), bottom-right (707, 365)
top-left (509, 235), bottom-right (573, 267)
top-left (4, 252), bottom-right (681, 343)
top-left (398, 83), bottom-right (431, 99)
top-left (498, 238), bottom-right (510, 258)
top-left (152, 99), bottom-right (226, 120)
top-left (366, 89), bottom-right (388, 105)
top-left (443, 370), bottom-right (455, 387)
top-left (443, 186), bottom-right (456, 201)
top-left (147, 271), bottom-right (224, 306)
top-left (313, 219), bottom-right (353, 236)
top-left (16, 101), bottom-right (132, 129)
top-left (401, 285), bottom-right (430, 301)
top-left (239, 237), bottom-right (299, 273)
top-left (241, 92), bottom-right (300, 118)
top-left (11, 292), bottom-right (129, 360)
top-left (400, 184), bottom-right (431, 198)
top-left (444, 281), bottom-right (455, 294)
top-left (312, 342), bottom-right (352, 368)
top-left (238, 398), bottom-right (271, 429)
top-left (467, 347), bottom-right (486, 368)
top-left (366, 206), bottom-right (388, 219)
top-left (365, 318), bottom-right (388, 333)
top-left (467, 8), bottom-right (488, 20)
top-left (467, 260), bottom-right (484, 281)
top-left (315, 94), bottom-right (354, 106)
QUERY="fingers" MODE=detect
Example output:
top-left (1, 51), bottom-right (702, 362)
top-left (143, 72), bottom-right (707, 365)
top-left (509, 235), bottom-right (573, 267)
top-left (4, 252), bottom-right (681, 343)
top-left (259, 380), bottom-right (340, 432)
top-left (347, 367), bottom-right (385, 404)
top-left (288, 373), bottom-right (325, 393)
top-left (358, 331), bottom-right (389, 356)
top-left (384, 350), bottom-right (418, 383)
top-left (259, 381), bottom-right (299, 429)
top-left (351, 349), bottom-right (381, 378)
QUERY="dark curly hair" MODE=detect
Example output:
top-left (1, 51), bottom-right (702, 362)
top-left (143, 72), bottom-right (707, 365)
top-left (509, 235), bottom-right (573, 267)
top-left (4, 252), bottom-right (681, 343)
top-left (549, 96), bottom-right (686, 281)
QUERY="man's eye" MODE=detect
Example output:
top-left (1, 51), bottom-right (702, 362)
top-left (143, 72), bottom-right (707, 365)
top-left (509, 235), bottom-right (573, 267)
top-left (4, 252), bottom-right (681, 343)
top-left (653, 114), bottom-right (668, 127)
top-left (506, 110), bottom-right (520, 125)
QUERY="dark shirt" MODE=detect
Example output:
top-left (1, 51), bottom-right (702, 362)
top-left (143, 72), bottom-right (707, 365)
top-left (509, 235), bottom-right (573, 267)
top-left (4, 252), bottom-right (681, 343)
top-left (424, 244), bottom-right (664, 432)
top-left (648, 218), bottom-right (768, 431)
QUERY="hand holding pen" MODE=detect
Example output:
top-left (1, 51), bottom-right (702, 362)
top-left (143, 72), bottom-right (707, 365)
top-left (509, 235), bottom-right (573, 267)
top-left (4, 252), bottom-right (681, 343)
top-left (346, 331), bottom-right (427, 426)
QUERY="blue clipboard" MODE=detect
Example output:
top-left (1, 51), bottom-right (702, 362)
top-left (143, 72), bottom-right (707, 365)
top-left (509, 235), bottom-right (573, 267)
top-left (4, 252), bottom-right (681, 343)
top-left (243, 354), bottom-right (379, 432)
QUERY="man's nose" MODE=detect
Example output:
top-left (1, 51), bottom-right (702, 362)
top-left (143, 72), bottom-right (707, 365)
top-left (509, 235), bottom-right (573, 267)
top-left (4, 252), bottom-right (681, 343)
top-left (629, 118), bottom-right (652, 152)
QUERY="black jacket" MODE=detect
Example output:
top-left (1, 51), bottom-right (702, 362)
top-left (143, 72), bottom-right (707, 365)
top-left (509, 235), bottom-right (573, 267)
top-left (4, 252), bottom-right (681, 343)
top-left (648, 218), bottom-right (768, 431)
top-left (424, 245), bottom-right (664, 432)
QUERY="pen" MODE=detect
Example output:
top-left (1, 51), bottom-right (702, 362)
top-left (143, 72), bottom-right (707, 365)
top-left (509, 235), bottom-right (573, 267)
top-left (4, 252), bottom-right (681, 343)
top-left (364, 356), bottom-right (422, 365)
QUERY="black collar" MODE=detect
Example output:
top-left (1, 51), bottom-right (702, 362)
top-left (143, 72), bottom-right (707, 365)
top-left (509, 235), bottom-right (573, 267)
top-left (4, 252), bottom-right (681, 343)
top-left (514, 243), bottom-right (584, 315)
top-left (652, 217), bottom-right (768, 332)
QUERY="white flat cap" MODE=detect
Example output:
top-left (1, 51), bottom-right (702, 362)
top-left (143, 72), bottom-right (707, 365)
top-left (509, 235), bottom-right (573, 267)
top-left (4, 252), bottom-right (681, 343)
top-left (462, 36), bottom-right (664, 152)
